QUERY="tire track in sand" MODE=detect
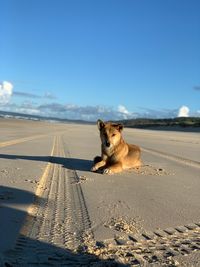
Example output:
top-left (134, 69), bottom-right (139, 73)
top-left (0, 134), bottom-right (47, 148)
top-left (0, 130), bottom-right (68, 149)
top-left (3, 135), bottom-right (94, 266)
top-left (142, 146), bottom-right (200, 169)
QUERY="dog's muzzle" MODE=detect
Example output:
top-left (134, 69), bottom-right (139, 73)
top-left (105, 141), bottom-right (110, 147)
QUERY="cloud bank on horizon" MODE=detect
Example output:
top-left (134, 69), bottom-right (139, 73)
top-left (0, 81), bottom-right (199, 121)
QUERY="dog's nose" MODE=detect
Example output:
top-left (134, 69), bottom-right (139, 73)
top-left (105, 141), bottom-right (110, 147)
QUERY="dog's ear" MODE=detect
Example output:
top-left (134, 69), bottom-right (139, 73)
top-left (113, 123), bottom-right (123, 132)
top-left (97, 119), bottom-right (105, 130)
top-left (118, 123), bottom-right (124, 132)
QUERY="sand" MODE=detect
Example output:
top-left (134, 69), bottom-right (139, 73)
top-left (0, 118), bottom-right (200, 266)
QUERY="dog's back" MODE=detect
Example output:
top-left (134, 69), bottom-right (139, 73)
top-left (123, 143), bottom-right (141, 169)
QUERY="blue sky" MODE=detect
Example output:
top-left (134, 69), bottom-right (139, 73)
top-left (0, 0), bottom-right (200, 120)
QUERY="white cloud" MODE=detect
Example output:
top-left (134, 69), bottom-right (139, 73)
top-left (117, 105), bottom-right (134, 119)
top-left (118, 105), bottom-right (129, 114)
top-left (177, 105), bottom-right (190, 117)
top-left (0, 81), bottom-right (13, 104)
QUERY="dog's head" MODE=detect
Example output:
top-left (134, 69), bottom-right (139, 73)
top-left (97, 119), bottom-right (123, 149)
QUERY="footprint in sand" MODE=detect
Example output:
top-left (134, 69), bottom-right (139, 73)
top-left (133, 165), bottom-right (174, 176)
top-left (104, 216), bottom-right (143, 234)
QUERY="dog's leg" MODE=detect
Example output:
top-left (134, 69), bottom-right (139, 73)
top-left (93, 156), bottom-right (102, 164)
top-left (91, 160), bottom-right (107, 172)
top-left (103, 162), bottom-right (123, 175)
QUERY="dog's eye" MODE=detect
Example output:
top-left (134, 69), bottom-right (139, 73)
top-left (112, 133), bottom-right (116, 137)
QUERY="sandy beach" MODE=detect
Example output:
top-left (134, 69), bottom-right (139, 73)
top-left (0, 118), bottom-right (200, 266)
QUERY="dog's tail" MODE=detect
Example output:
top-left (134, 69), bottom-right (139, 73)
top-left (93, 156), bottom-right (102, 164)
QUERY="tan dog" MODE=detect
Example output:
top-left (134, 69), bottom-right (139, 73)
top-left (91, 119), bottom-right (141, 174)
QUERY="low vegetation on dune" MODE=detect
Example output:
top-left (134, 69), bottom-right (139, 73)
top-left (117, 117), bottom-right (200, 129)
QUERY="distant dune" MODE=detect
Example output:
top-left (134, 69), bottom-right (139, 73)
top-left (117, 117), bottom-right (200, 132)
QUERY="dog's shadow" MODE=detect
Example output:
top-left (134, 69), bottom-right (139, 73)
top-left (0, 154), bottom-right (93, 172)
top-left (55, 156), bottom-right (93, 171)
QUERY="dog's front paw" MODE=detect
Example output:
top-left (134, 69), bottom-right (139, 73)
top-left (103, 168), bottom-right (113, 175)
top-left (91, 165), bottom-right (98, 172)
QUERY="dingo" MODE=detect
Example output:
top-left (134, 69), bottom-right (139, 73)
top-left (91, 119), bottom-right (141, 174)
